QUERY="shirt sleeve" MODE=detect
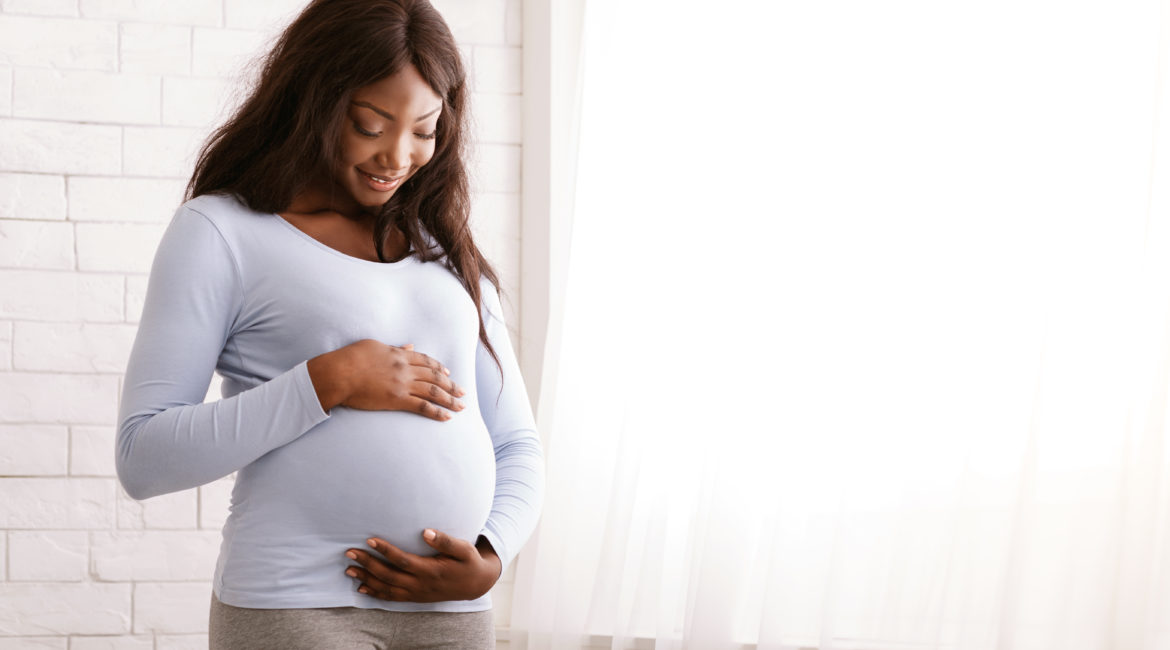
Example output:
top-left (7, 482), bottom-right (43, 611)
top-left (115, 205), bottom-right (331, 501)
top-left (474, 277), bottom-right (547, 579)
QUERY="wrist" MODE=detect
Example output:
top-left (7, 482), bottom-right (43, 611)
top-left (475, 535), bottom-right (502, 592)
top-left (306, 349), bottom-right (351, 413)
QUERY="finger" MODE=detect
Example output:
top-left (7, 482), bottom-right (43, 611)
top-left (346, 548), bottom-right (414, 583)
top-left (366, 537), bottom-right (427, 575)
top-left (406, 396), bottom-right (452, 421)
top-left (405, 349), bottom-right (445, 374)
top-left (412, 363), bottom-right (465, 398)
top-left (422, 528), bottom-right (474, 562)
top-left (409, 380), bottom-right (465, 412)
top-left (405, 351), bottom-right (460, 388)
top-left (345, 565), bottom-right (414, 600)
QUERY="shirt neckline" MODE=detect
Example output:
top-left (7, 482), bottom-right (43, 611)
top-left (271, 212), bottom-right (418, 268)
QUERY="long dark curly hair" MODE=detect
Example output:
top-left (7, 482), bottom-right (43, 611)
top-left (185, 0), bottom-right (504, 379)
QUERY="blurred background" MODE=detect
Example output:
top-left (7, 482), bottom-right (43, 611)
top-left (5, 0), bottom-right (1170, 649)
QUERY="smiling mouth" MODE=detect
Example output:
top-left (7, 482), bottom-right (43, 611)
top-left (358, 169), bottom-right (406, 184)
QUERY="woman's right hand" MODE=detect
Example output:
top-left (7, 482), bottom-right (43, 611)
top-left (306, 339), bottom-right (466, 421)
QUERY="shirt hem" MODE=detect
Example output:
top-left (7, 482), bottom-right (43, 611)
top-left (213, 584), bottom-right (492, 613)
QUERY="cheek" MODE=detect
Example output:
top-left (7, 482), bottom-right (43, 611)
top-left (339, 137), bottom-right (371, 165)
top-left (413, 143), bottom-right (437, 168)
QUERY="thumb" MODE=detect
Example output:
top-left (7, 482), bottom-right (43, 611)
top-left (423, 528), bottom-right (467, 559)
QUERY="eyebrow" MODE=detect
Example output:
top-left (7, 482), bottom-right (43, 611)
top-left (351, 100), bottom-right (442, 123)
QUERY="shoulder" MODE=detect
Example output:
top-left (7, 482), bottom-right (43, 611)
top-left (179, 192), bottom-right (261, 231)
top-left (172, 192), bottom-right (276, 260)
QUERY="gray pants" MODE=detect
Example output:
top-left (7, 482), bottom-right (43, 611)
top-left (208, 592), bottom-right (495, 649)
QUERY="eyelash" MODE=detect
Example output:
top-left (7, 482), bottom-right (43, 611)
top-left (353, 123), bottom-right (437, 141)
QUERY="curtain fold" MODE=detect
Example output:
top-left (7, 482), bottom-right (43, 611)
top-left (511, 1), bottom-right (1170, 648)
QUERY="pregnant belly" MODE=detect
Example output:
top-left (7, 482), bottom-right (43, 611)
top-left (232, 406), bottom-right (497, 557)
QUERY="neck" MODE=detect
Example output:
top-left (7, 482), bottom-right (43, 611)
top-left (286, 174), bottom-right (373, 222)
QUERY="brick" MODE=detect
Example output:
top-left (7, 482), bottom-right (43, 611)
top-left (162, 76), bottom-right (236, 128)
top-left (123, 125), bottom-right (208, 178)
top-left (192, 27), bottom-right (270, 79)
top-left (0, 15), bottom-right (116, 70)
top-left (0, 372), bottom-right (118, 425)
top-left (79, 0), bottom-right (221, 26)
top-left (0, 424), bottom-right (68, 475)
top-left (75, 222), bottom-right (166, 273)
top-left (0, 66), bottom-right (10, 115)
top-left (13, 68), bottom-right (160, 125)
top-left (156, 635), bottom-right (207, 650)
top-left (0, 173), bottom-right (67, 220)
top-left (431, 0), bottom-right (508, 45)
top-left (116, 487), bottom-right (198, 530)
top-left (1, 0), bottom-right (79, 15)
top-left (71, 637), bottom-right (154, 650)
top-left (125, 274), bottom-right (147, 323)
top-left (0, 638), bottom-right (65, 650)
top-left (92, 530), bottom-right (218, 580)
top-left (133, 582), bottom-right (212, 634)
top-left (198, 475), bottom-right (234, 530)
top-left (472, 46), bottom-right (521, 94)
top-left (223, 0), bottom-right (303, 30)
top-left (0, 583), bottom-right (130, 635)
top-left (68, 176), bottom-right (187, 223)
top-left (0, 219), bottom-right (74, 269)
top-left (9, 531), bottom-right (88, 581)
top-left (13, 321), bottom-right (137, 372)
top-left (0, 320), bottom-right (10, 370)
top-left (0, 119), bottom-right (120, 175)
top-left (120, 22), bottom-right (191, 75)
top-left (470, 144), bottom-right (521, 194)
top-left (0, 478), bottom-right (115, 528)
top-left (471, 93), bottom-right (522, 144)
top-left (0, 270), bottom-right (122, 321)
top-left (71, 425), bottom-right (116, 476)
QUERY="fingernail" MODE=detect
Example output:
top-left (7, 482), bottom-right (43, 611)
top-left (367, 539), bottom-right (377, 548)
top-left (358, 587), bottom-right (368, 594)
top-left (346, 551), bottom-right (357, 560)
top-left (443, 367), bottom-right (450, 375)
top-left (346, 569), bottom-right (357, 578)
top-left (424, 529), bottom-right (436, 540)
top-left (455, 401), bottom-right (464, 410)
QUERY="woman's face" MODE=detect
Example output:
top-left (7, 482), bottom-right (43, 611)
top-left (333, 63), bottom-right (443, 212)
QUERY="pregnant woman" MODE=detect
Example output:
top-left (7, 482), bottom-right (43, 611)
top-left (113, 1), bottom-right (545, 647)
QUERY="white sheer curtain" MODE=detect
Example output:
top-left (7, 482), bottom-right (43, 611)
top-left (510, 0), bottom-right (1170, 648)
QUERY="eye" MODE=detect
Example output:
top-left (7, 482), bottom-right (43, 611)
top-left (352, 122), bottom-right (380, 138)
top-left (415, 130), bottom-right (437, 141)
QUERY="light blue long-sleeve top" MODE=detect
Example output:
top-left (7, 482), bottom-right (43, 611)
top-left (115, 192), bottom-right (545, 612)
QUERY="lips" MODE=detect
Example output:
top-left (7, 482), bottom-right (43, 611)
top-left (357, 167), bottom-right (407, 193)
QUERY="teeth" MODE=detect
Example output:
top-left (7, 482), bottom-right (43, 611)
top-left (363, 170), bottom-right (396, 183)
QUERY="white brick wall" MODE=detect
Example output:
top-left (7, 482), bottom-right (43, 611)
top-left (0, 0), bottom-right (524, 647)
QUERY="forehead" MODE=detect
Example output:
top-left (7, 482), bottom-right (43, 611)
top-left (351, 64), bottom-right (443, 117)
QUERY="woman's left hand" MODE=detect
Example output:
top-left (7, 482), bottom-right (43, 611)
top-left (344, 529), bottom-right (502, 602)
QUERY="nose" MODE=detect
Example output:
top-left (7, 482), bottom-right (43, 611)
top-left (375, 131), bottom-right (414, 175)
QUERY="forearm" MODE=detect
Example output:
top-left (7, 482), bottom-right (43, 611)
top-left (479, 436), bottom-right (546, 577)
top-left (116, 360), bottom-right (330, 499)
